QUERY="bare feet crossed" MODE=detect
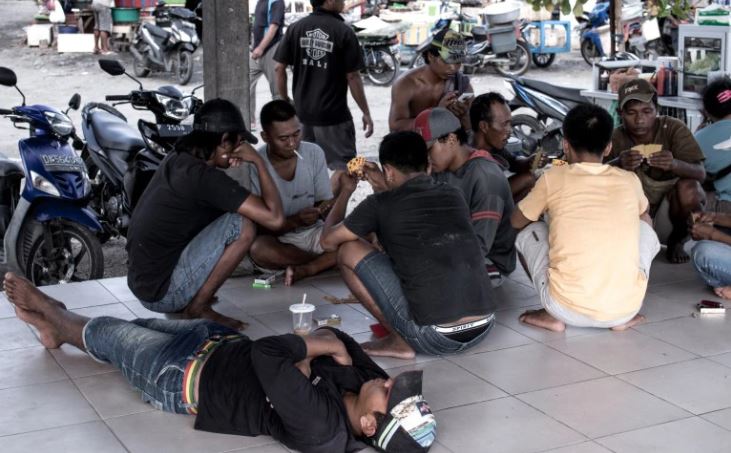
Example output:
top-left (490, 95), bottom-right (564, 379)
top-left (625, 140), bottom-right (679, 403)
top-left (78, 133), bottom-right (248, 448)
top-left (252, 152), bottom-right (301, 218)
top-left (3, 272), bottom-right (64, 348)
top-left (361, 333), bottom-right (416, 360)
top-left (518, 309), bottom-right (566, 332)
top-left (610, 314), bottom-right (646, 331)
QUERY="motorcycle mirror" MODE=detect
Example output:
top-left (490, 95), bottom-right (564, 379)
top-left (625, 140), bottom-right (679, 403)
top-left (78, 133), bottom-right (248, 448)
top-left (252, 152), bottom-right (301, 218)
top-left (190, 84), bottom-right (204, 96)
top-left (0, 67), bottom-right (17, 87)
top-left (99, 59), bottom-right (126, 76)
top-left (68, 93), bottom-right (81, 111)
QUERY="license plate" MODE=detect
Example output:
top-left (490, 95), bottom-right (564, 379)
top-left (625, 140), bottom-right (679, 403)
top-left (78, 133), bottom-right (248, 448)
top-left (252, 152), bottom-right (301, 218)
top-left (41, 154), bottom-right (85, 172)
top-left (158, 124), bottom-right (192, 138)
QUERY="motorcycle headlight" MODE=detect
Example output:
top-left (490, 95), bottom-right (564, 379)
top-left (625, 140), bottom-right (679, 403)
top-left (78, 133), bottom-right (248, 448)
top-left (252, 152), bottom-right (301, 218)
top-left (30, 171), bottom-right (61, 197)
top-left (43, 111), bottom-right (74, 137)
top-left (155, 93), bottom-right (189, 121)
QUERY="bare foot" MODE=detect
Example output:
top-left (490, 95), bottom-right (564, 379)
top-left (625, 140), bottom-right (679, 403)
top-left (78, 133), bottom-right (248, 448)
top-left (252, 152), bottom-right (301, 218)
top-left (14, 305), bottom-right (63, 348)
top-left (666, 241), bottom-right (689, 264)
top-left (714, 287), bottom-right (731, 300)
top-left (361, 333), bottom-right (416, 360)
top-left (610, 314), bottom-right (646, 331)
top-left (3, 272), bottom-right (56, 312)
top-left (284, 265), bottom-right (309, 287)
top-left (184, 306), bottom-right (248, 331)
top-left (519, 308), bottom-right (566, 332)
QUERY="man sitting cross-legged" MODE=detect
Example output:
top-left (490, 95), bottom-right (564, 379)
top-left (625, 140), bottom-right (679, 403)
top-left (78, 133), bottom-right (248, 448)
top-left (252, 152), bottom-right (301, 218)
top-left (4, 272), bottom-right (436, 453)
top-left (609, 79), bottom-right (706, 263)
top-left (126, 99), bottom-right (284, 330)
top-left (321, 131), bottom-right (497, 359)
top-left (511, 104), bottom-right (661, 332)
top-left (243, 100), bottom-right (337, 285)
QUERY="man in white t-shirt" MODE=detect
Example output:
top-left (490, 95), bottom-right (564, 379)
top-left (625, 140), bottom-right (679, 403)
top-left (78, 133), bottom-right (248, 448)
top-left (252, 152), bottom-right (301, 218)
top-left (245, 100), bottom-right (337, 284)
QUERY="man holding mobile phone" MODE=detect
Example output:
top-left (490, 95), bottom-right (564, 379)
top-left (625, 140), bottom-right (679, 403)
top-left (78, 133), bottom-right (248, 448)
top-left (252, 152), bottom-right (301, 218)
top-left (389, 29), bottom-right (474, 132)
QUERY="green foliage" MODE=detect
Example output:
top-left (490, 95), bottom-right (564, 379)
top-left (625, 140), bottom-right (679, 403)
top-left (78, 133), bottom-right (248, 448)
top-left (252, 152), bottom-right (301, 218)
top-left (526, 0), bottom-right (587, 17)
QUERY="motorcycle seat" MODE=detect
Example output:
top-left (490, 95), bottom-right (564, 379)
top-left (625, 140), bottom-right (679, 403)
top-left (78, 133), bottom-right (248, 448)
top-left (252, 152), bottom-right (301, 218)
top-left (90, 110), bottom-right (146, 154)
top-left (518, 78), bottom-right (588, 104)
top-left (0, 160), bottom-right (23, 178)
top-left (143, 23), bottom-right (170, 40)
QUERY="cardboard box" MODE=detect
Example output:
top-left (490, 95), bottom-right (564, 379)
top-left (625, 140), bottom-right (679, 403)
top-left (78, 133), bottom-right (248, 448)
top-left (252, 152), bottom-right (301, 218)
top-left (400, 23), bottom-right (431, 45)
top-left (25, 24), bottom-right (53, 47)
top-left (57, 33), bottom-right (95, 52)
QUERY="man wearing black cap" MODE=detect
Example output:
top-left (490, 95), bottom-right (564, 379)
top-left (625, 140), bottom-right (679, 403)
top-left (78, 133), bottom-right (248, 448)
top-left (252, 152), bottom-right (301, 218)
top-left (608, 79), bottom-right (706, 263)
top-left (4, 271), bottom-right (437, 452)
top-left (389, 29), bottom-right (474, 132)
top-left (126, 99), bottom-right (284, 329)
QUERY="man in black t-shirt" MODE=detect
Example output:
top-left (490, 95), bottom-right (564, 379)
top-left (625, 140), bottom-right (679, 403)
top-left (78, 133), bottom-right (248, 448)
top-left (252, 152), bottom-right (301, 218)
top-left (6, 272), bottom-right (437, 453)
top-left (320, 131), bottom-right (496, 360)
top-left (126, 99), bottom-right (284, 329)
top-left (249, 0), bottom-right (285, 129)
top-left (274, 0), bottom-right (373, 187)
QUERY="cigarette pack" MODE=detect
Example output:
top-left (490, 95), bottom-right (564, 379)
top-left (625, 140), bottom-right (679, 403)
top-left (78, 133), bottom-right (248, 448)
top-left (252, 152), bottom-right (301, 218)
top-left (697, 301), bottom-right (726, 314)
top-left (315, 314), bottom-right (342, 327)
top-left (251, 282), bottom-right (271, 289)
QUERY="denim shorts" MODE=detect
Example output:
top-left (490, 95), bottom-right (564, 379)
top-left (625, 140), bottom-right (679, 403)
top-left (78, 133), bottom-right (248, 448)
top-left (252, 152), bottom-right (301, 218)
top-left (140, 213), bottom-right (245, 313)
top-left (83, 317), bottom-right (242, 414)
top-left (354, 251), bottom-right (493, 356)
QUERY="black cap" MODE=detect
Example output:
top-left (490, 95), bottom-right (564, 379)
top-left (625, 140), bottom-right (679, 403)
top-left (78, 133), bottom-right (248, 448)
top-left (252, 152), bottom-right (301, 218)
top-left (370, 371), bottom-right (437, 453)
top-left (192, 98), bottom-right (258, 144)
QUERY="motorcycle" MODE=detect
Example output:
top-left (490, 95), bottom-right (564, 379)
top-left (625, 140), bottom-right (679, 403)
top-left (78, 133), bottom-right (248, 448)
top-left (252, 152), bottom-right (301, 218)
top-left (130, 2), bottom-right (200, 85)
top-left (80, 59), bottom-right (200, 241)
top-left (410, 15), bottom-right (530, 77)
top-left (577, 1), bottom-right (610, 65)
top-left (360, 33), bottom-right (401, 86)
top-left (0, 67), bottom-right (104, 285)
top-left (504, 76), bottom-right (590, 157)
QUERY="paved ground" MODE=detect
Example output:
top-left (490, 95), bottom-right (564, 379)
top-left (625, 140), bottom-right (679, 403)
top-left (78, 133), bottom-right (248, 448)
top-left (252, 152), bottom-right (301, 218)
top-left (2, 257), bottom-right (731, 453)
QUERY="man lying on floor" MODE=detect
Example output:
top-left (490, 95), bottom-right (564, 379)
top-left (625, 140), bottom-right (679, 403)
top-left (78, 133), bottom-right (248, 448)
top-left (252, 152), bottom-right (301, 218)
top-left (511, 104), bottom-right (661, 332)
top-left (3, 272), bottom-right (436, 453)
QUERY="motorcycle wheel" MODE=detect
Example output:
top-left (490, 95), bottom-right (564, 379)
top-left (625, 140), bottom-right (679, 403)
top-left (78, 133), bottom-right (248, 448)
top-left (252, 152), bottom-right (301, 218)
top-left (495, 42), bottom-right (530, 77)
top-left (532, 53), bottom-right (555, 68)
top-left (133, 47), bottom-right (151, 78)
top-left (366, 49), bottom-right (399, 86)
top-left (511, 114), bottom-right (544, 144)
top-left (21, 220), bottom-right (104, 286)
top-left (177, 50), bottom-right (194, 85)
top-left (410, 53), bottom-right (425, 69)
top-left (581, 40), bottom-right (602, 66)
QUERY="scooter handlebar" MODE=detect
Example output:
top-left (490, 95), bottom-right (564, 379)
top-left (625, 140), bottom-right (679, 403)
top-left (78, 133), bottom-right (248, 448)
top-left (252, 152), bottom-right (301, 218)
top-left (0, 108), bottom-right (12, 115)
top-left (106, 95), bottom-right (132, 102)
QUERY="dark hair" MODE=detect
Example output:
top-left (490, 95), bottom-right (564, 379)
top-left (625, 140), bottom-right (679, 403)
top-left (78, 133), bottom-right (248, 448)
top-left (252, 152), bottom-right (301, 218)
top-left (379, 131), bottom-right (428, 173)
top-left (563, 104), bottom-right (613, 156)
top-left (175, 130), bottom-right (233, 161)
top-left (310, 0), bottom-right (326, 8)
top-left (470, 92), bottom-right (508, 132)
top-left (423, 45), bottom-right (440, 65)
top-left (260, 99), bottom-right (297, 131)
top-left (437, 127), bottom-right (469, 145)
top-left (703, 76), bottom-right (731, 120)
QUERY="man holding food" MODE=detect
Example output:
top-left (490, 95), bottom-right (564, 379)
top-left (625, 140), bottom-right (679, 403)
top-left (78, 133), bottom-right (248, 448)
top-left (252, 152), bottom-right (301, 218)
top-left (609, 79), bottom-right (706, 263)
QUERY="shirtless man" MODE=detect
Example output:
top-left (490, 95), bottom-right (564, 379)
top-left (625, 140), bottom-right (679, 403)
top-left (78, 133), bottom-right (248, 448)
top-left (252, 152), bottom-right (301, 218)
top-left (389, 28), bottom-right (473, 132)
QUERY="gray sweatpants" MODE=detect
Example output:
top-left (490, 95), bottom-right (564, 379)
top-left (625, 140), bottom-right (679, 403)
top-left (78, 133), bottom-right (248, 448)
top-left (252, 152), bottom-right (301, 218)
top-left (516, 220), bottom-right (660, 328)
top-left (249, 41), bottom-right (280, 125)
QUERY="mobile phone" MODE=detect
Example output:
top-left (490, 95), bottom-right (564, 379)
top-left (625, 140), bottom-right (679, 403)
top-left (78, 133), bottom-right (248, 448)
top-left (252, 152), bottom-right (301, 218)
top-left (457, 92), bottom-right (475, 103)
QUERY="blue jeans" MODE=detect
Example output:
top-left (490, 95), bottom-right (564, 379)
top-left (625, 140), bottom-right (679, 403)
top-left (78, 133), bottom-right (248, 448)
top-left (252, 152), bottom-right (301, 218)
top-left (82, 317), bottom-right (241, 413)
top-left (354, 251), bottom-right (494, 355)
top-left (141, 213), bottom-right (245, 313)
top-left (691, 240), bottom-right (731, 288)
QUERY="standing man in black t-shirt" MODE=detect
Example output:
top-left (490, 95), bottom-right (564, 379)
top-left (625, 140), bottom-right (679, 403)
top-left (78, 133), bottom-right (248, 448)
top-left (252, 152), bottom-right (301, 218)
top-left (274, 0), bottom-right (374, 189)
top-left (320, 131), bottom-right (496, 360)
top-left (249, 0), bottom-right (286, 130)
top-left (126, 99), bottom-right (284, 330)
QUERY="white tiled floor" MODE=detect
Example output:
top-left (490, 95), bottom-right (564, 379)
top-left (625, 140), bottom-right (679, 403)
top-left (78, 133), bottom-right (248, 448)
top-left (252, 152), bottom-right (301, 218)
top-left (1, 259), bottom-right (731, 452)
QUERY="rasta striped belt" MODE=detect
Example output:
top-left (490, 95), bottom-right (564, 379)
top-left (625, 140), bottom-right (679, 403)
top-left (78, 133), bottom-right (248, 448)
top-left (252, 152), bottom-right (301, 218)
top-left (182, 334), bottom-right (243, 415)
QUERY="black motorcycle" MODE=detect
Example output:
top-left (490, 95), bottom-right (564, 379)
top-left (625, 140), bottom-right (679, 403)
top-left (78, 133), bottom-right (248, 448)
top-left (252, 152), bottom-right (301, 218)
top-left (80, 59), bottom-right (200, 241)
top-left (359, 33), bottom-right (401, 86)
top-left (130, 2), bottom-right (201, 85)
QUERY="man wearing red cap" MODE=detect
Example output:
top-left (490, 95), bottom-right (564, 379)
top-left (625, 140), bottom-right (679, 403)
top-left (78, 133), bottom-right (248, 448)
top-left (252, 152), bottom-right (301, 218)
top-left (609, 79), bottom-right (705, 263)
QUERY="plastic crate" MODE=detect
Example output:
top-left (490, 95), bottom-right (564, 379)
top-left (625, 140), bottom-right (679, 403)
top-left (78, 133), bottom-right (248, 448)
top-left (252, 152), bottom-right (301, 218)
top-left (112, 7), bottom-right (140, 23)
top-left (487, 25), bottom-right (516, 54)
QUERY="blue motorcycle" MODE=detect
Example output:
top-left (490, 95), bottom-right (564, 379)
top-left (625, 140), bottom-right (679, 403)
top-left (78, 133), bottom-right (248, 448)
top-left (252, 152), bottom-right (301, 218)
top-left (577, 1), bottom-right (610, 65)
top-left (0, 67), bottom-right (103, 285)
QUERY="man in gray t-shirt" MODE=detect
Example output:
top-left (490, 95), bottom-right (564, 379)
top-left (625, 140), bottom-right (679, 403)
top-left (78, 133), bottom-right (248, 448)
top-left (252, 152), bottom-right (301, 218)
top-left (245, 100), bottom-right (337, 285)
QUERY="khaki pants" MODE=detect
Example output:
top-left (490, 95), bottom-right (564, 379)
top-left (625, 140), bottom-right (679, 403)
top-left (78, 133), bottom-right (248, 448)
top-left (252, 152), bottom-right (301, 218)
top-left (249, 41), bottom-right (281, 126)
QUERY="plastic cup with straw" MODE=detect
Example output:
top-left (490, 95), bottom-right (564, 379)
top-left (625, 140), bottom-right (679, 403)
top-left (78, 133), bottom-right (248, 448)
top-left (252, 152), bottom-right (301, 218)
top-left (290, 293), bottom-right (315, 335)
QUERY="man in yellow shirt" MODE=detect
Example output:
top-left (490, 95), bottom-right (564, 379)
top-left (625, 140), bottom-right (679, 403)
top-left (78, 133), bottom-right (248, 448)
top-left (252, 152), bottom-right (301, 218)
top-left (510, 105), bottom-right (661, 332)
